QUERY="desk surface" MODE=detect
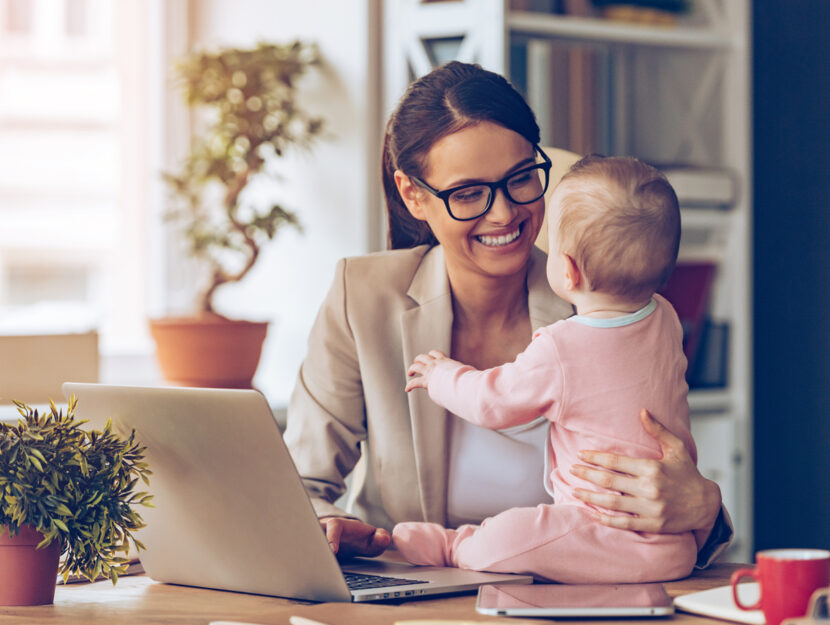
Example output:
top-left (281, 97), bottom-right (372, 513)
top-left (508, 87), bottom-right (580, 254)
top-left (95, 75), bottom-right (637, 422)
top-left (0, 563), bottom-right (743, 625)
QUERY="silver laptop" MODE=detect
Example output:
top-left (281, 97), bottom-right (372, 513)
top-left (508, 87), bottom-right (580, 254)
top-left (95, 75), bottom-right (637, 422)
top-left (62, 383), bottom-right (533, 602)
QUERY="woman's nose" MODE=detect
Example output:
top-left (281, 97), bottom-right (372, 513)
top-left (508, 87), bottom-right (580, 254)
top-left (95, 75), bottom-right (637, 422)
top-left (485, 188), bottom-right (517, 224)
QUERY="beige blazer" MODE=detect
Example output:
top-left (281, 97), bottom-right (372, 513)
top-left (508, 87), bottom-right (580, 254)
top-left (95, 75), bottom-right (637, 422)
top-left (283, 244), bottom-right (573, 530)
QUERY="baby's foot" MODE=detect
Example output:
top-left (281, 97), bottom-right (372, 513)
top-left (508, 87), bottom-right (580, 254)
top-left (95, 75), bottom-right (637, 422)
top-left (392, 522), bottom-right (456, 567)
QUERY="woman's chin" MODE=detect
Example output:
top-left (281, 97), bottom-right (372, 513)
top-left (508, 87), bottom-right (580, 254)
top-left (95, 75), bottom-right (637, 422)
top-left (470, 234), bottom-right (535, 276)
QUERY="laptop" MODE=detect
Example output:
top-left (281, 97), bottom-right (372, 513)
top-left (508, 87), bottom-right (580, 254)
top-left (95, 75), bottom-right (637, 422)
top-left (62, 383), bottom-right (533, 602)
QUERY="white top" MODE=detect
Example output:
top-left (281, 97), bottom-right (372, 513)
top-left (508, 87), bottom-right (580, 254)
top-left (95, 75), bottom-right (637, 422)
top-left (446, 413), bottom-right (550, 528)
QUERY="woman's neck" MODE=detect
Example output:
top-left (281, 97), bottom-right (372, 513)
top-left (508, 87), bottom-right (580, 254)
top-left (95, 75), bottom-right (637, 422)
top-left (446, 263), bottom-right (529, 329)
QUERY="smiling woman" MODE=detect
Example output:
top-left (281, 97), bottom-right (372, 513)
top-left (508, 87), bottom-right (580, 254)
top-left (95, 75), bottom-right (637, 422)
top-left (283, 61), bottom-right (730, 565)
top-left (394, 122), bottom-right (547, 285)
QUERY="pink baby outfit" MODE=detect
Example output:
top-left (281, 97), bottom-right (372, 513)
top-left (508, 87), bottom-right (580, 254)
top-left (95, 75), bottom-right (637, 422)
top-left (393, 294), bottom-right (698, 583)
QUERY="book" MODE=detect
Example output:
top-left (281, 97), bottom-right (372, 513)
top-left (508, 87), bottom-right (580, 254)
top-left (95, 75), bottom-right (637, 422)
top-left (658, 261), bottom-right (718, 375)
top-left (687, 320), bottom-right (729, 389)
top-left (674, 583), bottom-right (763, 624)
top-left (657, 165), bottom-right (738, 208)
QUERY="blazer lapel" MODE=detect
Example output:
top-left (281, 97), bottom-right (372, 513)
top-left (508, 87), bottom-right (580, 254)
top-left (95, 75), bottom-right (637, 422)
top-left (400, 246), bottom-right (452, 524)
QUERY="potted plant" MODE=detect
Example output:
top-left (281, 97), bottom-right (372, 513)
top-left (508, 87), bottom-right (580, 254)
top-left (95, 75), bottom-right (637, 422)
top-left (0, 398), bottom-right (152, 605)
top-left (151, 41), bottom-right (324, 389)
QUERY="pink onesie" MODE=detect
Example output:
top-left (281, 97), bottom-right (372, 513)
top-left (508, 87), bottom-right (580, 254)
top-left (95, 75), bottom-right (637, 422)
top-left (393, 294), bottom-right (698, 583)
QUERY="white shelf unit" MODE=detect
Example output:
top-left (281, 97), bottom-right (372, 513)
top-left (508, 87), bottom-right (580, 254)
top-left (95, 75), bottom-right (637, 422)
top-left (383, 0), bottom-right (752, 562)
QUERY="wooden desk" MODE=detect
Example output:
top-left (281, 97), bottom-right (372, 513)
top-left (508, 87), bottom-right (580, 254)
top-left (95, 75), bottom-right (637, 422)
top-left (0, 564), bottom-right (742, 625)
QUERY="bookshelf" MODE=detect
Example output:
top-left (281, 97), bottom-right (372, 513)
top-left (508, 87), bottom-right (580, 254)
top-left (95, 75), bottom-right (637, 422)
top-left (383, 0), bottom-right (752, 561)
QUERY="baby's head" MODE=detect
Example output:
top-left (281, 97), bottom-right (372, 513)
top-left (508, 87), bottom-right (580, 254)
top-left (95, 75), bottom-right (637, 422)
top-left (546, 155), bottom-right (680, 304)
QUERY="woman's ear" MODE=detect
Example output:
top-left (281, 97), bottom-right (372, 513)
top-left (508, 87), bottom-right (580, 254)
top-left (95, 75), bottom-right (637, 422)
top-left (394, 170), bottom-right (427, 221)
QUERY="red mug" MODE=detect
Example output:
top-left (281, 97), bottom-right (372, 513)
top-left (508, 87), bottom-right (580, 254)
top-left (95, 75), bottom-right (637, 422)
top-left (731, 549), bottom-right (830, 625)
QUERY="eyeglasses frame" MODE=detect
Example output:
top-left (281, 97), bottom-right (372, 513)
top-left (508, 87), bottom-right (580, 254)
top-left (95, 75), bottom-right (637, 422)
top-left (409, 145), bottom-right (553, 222)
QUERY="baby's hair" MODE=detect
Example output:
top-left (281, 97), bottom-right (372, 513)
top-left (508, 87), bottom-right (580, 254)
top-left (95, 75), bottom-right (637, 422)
top-left (554, 154), bottom-right (680, 302)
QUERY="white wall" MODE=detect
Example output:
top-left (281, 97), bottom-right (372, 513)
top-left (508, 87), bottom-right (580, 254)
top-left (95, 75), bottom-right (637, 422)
top-left (187, 0), bottom-right (382, 405)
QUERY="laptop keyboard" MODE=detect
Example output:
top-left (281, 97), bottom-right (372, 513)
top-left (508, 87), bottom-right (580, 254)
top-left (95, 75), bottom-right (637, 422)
top-left (343, 572), bottom-right (426, 590)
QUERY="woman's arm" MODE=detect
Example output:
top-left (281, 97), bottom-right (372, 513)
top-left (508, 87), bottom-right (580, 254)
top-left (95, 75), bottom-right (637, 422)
top-left (283, 258), bottom-right (367, 519)
top-left (570, 410), bottom-right (732, 564)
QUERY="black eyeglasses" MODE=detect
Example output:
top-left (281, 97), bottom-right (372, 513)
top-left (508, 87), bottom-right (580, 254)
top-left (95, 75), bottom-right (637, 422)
top-left (410, 146), bottom-right (552, 221)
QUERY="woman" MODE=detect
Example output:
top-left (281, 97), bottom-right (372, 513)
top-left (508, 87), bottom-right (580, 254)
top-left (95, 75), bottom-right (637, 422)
top-left (283, 61), bottom-right (731, 564)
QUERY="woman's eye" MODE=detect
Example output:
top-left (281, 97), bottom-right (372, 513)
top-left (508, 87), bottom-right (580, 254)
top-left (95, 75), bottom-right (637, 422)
top-left (508, 172), bottom-right (533, 187)
top-left (452, 187), bottom-right (486, 203)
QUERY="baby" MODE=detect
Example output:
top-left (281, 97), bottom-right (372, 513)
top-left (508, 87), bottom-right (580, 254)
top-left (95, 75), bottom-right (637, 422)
top-left (393, 155), bottom-right (698, 584)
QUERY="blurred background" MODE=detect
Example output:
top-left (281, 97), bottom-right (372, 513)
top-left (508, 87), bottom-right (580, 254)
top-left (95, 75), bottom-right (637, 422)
top-left (0, 0), bottom-right (827, 562)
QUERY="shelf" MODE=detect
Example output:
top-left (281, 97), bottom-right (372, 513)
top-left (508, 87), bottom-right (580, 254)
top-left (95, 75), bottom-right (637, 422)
top-left (680, 208), bottom-right (735, 228)
top-left (689, 388), bottom-right (731, 414)
top-left (507, 11), bottom-right (736, 50)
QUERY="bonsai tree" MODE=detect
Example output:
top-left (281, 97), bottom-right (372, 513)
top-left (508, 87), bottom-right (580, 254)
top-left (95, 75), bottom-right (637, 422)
top-left (163, 41), bottom-right (325, 315)
top-left (0, 398), bottom-right (152, 583)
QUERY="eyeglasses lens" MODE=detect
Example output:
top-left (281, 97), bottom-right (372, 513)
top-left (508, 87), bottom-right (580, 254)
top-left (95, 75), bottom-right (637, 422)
top-left (447, 165), bottom-right (547, 220)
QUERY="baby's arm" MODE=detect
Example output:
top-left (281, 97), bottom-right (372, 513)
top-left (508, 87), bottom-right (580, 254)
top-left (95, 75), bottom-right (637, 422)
top-left (408, 331), bottom-right (563, 429)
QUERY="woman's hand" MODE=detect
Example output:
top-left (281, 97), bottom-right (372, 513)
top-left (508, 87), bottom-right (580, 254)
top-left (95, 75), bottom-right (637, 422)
top-left (320, 517), bottom-right (391, 558)
top-left (405, 350), bottom-right (450, 392)
top-left (570, 410), bottom-right (722, 536)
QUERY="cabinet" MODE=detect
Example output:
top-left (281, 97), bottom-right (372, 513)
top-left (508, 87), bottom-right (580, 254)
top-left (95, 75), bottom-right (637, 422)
top-left (383, 0), bottom-right (752, 561)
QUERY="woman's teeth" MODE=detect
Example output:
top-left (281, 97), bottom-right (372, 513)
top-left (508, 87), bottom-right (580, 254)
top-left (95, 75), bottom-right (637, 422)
top-left (476, 227), bottom-right (521, 247)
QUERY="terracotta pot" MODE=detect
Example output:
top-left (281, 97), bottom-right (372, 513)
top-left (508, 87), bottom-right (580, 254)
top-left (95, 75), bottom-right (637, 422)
top-left (0, 525), bottom-right (61, 606)
top-left (149, 315), bottom-right (269, 389)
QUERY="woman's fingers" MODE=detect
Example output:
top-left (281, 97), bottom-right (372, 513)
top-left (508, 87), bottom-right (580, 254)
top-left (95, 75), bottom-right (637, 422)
top-left (589, 510), bottom-right (662, 533)
top-left (639, 409), bottom-right (687, 459)
top-left (574, 410), bottom-right (723, 535)
top-left (320, 518), bottom-right (391, 558)
top-left (323, 518), bottom-right (344, 554)
top-left (364, 527), bottom-right (392, 556)
top-left (574, 450), bottom-right (663, 482)
top-left (572, 489), bottom-right (668, 532)
top-left (570, 462), bottom-right (645, 497)
top-left (573, 487), bottom-right (662, 520)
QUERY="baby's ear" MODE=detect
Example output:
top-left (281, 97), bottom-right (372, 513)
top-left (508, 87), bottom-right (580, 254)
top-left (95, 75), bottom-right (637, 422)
top-left (393, 170), bottom-right (427, 220)
top-left (562, 254), bottom-right (582, 291)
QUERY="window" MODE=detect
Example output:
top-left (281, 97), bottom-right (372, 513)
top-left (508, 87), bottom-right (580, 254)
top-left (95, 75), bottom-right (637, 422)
top-left (0, 0), bottom-right (163, 365)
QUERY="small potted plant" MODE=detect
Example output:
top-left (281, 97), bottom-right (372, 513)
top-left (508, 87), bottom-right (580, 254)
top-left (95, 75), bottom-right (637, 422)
top-left (151, 41), bottom-right (325, 389)
top-left (0, 398), bottom-right (152, 605)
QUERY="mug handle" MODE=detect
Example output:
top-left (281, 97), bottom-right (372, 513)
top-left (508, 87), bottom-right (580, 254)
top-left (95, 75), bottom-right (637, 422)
top-left (808, 586), bottom-right (830, 619)
top-left (731, 568), bottom-right (762, 610)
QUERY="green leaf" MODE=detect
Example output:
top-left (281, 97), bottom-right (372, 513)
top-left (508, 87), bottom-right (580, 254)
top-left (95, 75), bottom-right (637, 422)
top-left (36, 535), bottom-right (54, 550)
top-left (28, 455), bottom-right (43, 472)
top-left (29, 448), bottom-right (46, 463)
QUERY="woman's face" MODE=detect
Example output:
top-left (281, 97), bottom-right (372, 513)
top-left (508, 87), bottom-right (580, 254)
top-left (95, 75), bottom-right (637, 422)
top-left (397, 122), bottom-right (544, 280)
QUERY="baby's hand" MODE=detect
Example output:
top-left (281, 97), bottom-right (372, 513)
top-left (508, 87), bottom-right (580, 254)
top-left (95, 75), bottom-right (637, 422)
top-left (405, 350), bottom-right (449, 392)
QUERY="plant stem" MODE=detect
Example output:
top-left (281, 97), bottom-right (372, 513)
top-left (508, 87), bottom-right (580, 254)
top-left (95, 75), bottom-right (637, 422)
top-left (199, 168), bottom-right (260, 314)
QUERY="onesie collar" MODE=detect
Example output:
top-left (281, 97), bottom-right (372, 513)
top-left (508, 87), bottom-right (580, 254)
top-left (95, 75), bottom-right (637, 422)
top-left (570, 298), bottom-right (657, 328)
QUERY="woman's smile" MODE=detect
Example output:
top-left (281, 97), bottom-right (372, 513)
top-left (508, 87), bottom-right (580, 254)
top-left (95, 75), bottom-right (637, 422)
top-left (474, 220), bottom-right (525, 248)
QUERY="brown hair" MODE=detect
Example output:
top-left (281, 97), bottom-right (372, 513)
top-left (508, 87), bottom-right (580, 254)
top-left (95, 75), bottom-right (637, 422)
top-left (382, 61), bottom-right (541, 249)
top-left (554, 155), bottom-right (680, 301)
